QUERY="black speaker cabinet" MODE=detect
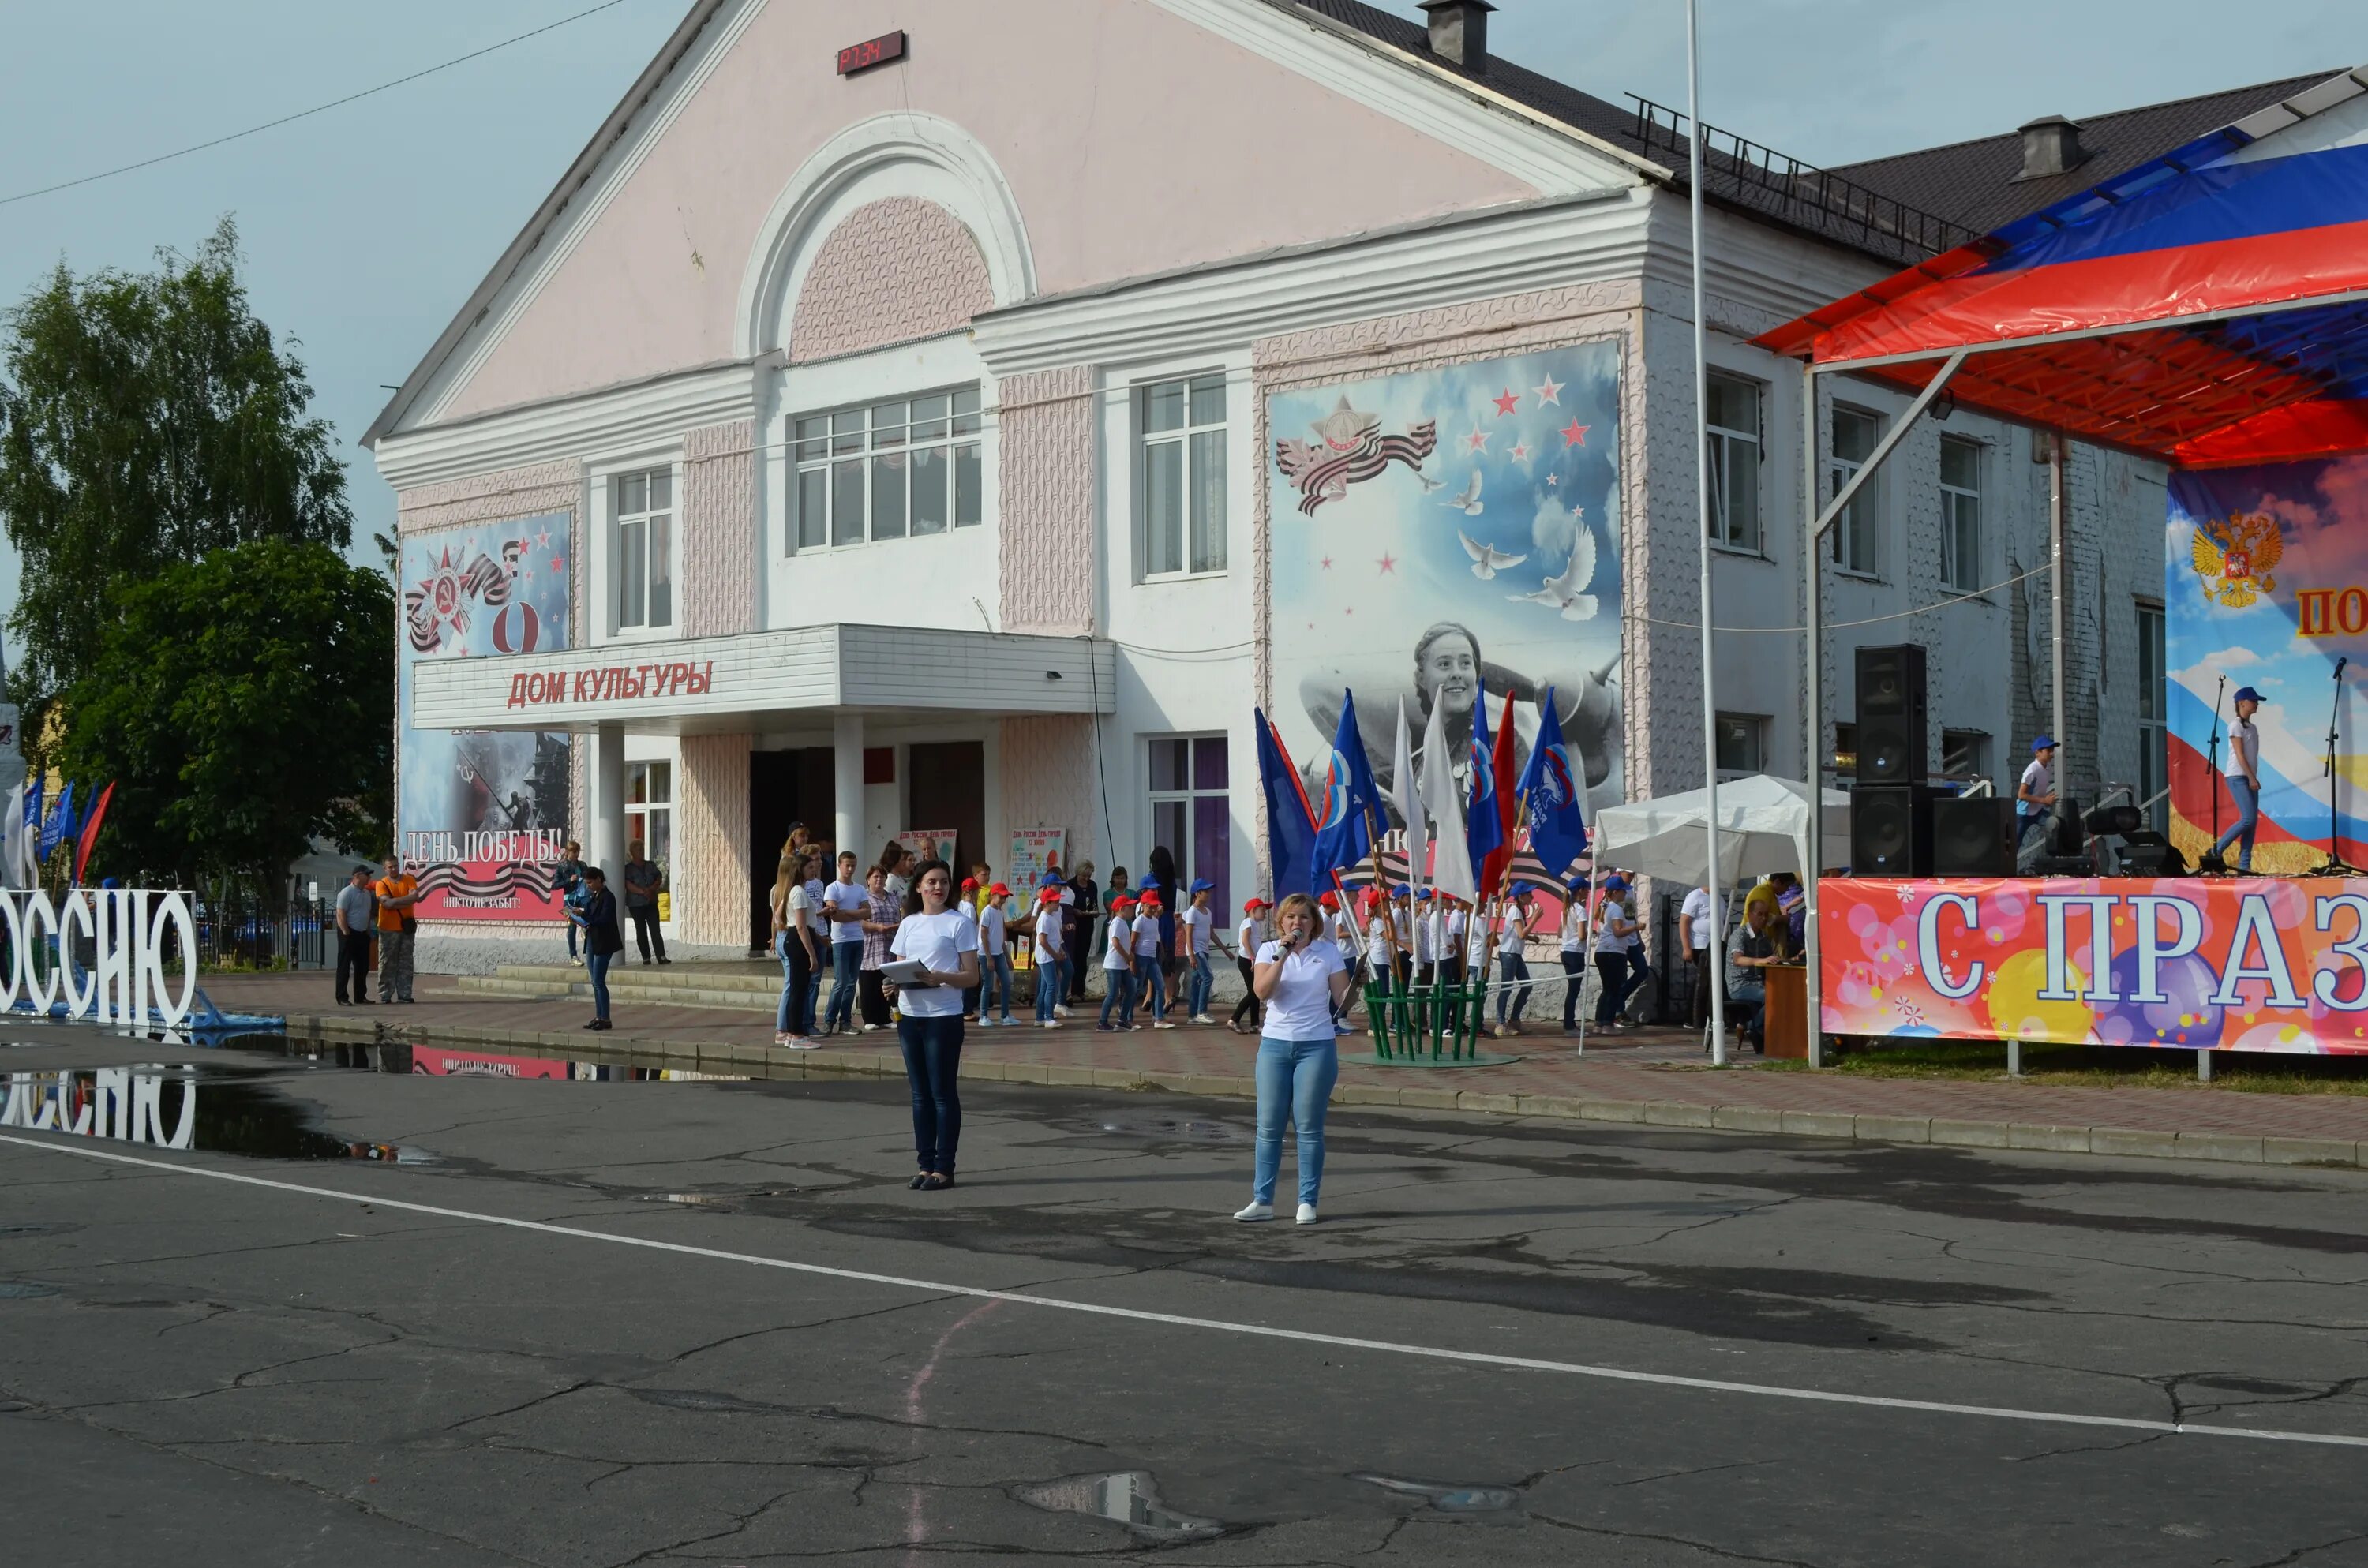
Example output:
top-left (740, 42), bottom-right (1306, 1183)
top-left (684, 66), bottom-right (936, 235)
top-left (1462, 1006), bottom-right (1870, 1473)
top-left (1931, 795), bottom-right (2018, 876)
top-left (1853, 784), bottom-right (1938, 877)
top-left (1855, 643), bottom-right (1928, 785)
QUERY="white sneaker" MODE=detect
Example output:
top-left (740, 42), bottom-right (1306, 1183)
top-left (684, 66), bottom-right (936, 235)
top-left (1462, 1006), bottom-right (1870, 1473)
top-left (787, 1036), bottom-right (820, 1051)
top-left (975, 1016), bottom-right (995, 1029)
top-left (1054, 1005), bottom-right (1073, 1018)
top-left (860, 1023), bottom-right (881, 1033)
top-left (1190, 1013), bottom-right (1217, 1026)
top-left (1233, 1202), bottom-right (1276, 1222)
top-left (1152, 1020), bottom-right (1176, 1031)
top-left (1296, 1203), bottom-right (1319, 1226)
top-left (1041, 1020), bottom-right (1058, 1030)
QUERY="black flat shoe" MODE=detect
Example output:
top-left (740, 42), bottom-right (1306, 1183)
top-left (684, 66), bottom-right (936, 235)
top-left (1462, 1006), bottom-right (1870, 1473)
top-left (922, 1173), bottom-right (954, 1191)
top-left (908, 1173), bottom-right (931, 1189)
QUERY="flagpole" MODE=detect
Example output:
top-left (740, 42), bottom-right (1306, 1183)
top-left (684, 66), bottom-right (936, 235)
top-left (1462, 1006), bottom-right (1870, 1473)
top-left (1688, 0), bottom-right (1729, 1065)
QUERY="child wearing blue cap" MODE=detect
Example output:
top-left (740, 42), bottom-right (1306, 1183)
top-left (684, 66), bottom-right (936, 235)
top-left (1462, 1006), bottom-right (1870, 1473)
top-left (1181, 880), bottom-right (1219, 1023)
top-left (2212, 687), bottom-right (2263, 871)
top-left (2016, 735), bottom-right (2059, 850)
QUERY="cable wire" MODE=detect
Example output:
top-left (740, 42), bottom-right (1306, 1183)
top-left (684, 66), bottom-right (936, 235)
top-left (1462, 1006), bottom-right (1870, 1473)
top-left (1627, 561), bottom-right (2050, 634)
top-left (0, 0), bottom-right (646, 208)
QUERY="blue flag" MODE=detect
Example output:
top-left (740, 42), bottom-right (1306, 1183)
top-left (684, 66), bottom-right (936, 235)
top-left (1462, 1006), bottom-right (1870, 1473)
top-left (1516, 687), bottom-right (1591, 881)
top-left (1466, 680), bottom-right (1504, 875)
top-left (39, 780), bottom-right (74, 860)
top-left (1309, 690), bottom-right (1383, 878)
top-left (1255, 709), bottom-right (1319, 900)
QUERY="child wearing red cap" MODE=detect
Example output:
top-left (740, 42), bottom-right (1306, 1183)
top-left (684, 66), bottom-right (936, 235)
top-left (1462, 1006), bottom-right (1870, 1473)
top-left (976, 883), bottom-right (1014, 1026)
top-left (1032, 886), bottom-right (1067, 1028)
top-left (1229, 898), bottom-right (1270, 1034)
top-left (1097, 896), bottom-right (1140, 1031)
top-left (1133, 893), bottom-right (1172, 1027)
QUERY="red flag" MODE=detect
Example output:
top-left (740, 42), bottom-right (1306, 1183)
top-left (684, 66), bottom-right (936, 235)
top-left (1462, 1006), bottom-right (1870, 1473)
top-left (71, 781), bottom-right (114, 885)
top-left (1478, 702), bottom-right (1518, 896)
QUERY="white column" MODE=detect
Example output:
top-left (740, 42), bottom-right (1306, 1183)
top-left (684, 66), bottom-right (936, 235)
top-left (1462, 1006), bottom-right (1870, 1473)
top-left (589, 724), bottom-right (628, 879)
top-left (833, 711), bottom-right (864, 866)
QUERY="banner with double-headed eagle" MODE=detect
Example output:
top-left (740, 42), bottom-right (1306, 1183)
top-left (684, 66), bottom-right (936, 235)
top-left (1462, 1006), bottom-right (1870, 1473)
top-left (2167, 459), bottom-right (2368, 871)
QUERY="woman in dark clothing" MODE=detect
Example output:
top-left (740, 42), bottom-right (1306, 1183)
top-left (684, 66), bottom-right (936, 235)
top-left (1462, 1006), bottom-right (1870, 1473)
top-left (1066, 860), bottom-right (1100, 1003)
top-left (575, 868), bottom-right (626, 1030)
top-left (1148, 846), bottom-right (1180, 1006)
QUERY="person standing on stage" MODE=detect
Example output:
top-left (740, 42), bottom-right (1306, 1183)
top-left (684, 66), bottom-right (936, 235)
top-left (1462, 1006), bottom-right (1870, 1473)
top-left (2211, 687), bottom-right (2265, 872)
top-left (2017, 735), bottom-right (2059, 848)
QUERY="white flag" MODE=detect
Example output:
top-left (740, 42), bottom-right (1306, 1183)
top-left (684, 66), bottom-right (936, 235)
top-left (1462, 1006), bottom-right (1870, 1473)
top-left (1421, 695), bottom-right (1478, 904)
top-left (0, 782), bottom-right (21, 889)
top-left (1392, 698), bottom-right (1426, 896)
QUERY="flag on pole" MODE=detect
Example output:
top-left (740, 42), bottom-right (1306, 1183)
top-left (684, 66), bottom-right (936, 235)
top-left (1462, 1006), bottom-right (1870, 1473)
top-left (1421, 690), bottom-right (1477, 903)
top-left (1467, 681), bottom-right (1505, 892)
top-left (21, 775), bottom-right (41, 881)
top-left (1516, 686), bottom-right (1591, 883)
top-left (39, 780), bottom-right (73, 861)
top-left (1391, 698), bottom-right (1427, 895)
top-left (1256, 712), bottom-right (1319, 900)
top-left (1309, 691), bottom-right (1381, 880)
top-left (71, 781), bottom-right (115, 886)
top-left (0, 783), bottom-right (21, 889)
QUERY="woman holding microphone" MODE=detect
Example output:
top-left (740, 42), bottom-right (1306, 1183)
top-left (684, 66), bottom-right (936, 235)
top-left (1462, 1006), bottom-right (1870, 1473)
top-left (1234, 892), bottom-right (1353, 1226)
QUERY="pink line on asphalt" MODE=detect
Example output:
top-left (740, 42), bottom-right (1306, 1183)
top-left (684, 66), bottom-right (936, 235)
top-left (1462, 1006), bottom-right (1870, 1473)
top-left (904, 1300), bottom-right (1002, 1566)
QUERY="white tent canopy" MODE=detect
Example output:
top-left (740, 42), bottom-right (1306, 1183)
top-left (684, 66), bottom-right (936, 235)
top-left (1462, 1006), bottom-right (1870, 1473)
top-left (1591, 774), bottom-right (1852, 886)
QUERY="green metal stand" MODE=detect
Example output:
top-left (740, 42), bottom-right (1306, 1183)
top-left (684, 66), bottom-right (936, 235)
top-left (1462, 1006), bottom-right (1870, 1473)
top-left (1343, 978), bottom-right (1518, 1068)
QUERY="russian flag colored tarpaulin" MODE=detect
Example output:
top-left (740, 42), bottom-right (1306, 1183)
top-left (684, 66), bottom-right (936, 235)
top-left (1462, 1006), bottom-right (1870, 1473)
top-left (1753, 73), bottom-right (2368, 470)
top-left (1255, 710), bottom-right (1320, 900)
top-left (1308, 691), bottom-right (1381, 881)
top-left (1516, 685), bottom-right (1590, 882)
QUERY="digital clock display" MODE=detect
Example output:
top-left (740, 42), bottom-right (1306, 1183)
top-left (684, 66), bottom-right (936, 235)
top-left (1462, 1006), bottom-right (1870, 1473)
top-left (837, 30), bottom-right (907, 76)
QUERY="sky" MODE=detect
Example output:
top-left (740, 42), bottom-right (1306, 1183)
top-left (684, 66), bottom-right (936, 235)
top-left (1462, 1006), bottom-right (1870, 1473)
top-left (0, 0), bottom-right (2351, 657)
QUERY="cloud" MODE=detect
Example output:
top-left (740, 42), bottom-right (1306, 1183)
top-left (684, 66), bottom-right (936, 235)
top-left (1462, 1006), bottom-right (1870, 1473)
top-left (1531, 491), bottom-right (1579, 563)
top-left (2215, 647), bottom-right (2264, 668)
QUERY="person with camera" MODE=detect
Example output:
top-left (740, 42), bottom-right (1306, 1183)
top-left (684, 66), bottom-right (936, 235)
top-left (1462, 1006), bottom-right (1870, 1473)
top-left (1235, 893), bottom-right (1354, 1226)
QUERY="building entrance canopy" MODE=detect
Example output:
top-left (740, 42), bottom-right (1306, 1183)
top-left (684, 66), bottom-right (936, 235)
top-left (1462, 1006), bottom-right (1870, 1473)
top-left (411, 622), bottom-right (1115, 734)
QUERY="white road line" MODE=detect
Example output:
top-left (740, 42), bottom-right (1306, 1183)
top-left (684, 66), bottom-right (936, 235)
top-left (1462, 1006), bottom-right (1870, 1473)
top-left (5, 1130), bottom-right (2362, 1450)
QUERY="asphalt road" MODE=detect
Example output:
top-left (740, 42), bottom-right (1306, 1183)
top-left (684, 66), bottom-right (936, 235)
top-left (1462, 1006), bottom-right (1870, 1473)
top-left (5, 1028), bottom-right (2368, 1567)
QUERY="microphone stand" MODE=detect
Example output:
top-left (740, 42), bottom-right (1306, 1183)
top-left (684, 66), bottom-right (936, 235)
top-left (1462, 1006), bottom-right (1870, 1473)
top-left (2200, 677), bottom-right (2228, 875)
top-left (2313, 657), bottom-right (2359, 876)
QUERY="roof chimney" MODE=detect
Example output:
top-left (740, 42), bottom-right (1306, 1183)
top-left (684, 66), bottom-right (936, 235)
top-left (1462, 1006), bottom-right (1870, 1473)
top-left (1418, 1), bottom-right (1495, 73)
top-left (2015, 114), bottom-right (2087, 181)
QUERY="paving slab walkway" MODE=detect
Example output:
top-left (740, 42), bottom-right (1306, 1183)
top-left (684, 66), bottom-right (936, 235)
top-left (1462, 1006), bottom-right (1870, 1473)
top-left (175, 968), bottom-right (2368, 1169)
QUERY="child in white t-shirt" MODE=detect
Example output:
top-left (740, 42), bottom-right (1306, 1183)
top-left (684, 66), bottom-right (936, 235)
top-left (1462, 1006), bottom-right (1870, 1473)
top-left (1181, 880), bottom-right (1218, 1024)
top-left (976, 884), bottom-right (1013, 1026)
top-left (1031, 885), bottom-right (1066, 1028)
top-left (1096, 897), bottom-right (1139, 1031)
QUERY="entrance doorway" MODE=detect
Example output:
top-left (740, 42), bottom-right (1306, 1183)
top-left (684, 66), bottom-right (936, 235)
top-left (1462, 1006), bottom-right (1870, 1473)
top-left (906, 741), bottom-right (985, 879)
top-left (748, 747), bottom-right (834, 952)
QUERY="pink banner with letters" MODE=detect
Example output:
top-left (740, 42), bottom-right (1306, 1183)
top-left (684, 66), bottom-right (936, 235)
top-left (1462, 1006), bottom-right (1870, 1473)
top-left (1819, 877), bottom-right (2368, 1053)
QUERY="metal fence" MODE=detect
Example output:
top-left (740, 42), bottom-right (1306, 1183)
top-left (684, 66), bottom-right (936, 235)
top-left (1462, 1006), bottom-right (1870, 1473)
top-left (193, 894), bottom-right (336, 970)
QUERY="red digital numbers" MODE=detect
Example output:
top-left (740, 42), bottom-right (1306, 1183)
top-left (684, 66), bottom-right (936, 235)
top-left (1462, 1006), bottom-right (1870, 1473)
top-left (837, 30), bottom-right (907, 76)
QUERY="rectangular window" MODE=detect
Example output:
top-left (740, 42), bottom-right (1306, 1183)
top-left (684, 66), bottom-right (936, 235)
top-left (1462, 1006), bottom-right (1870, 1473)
top-left (789, 387), bottom-right (983, 552)
top-left (1145, 734), bottom-right (1231, 920)
top-left (1705, 373), bottom-right (1762, 552)
top-left (2137, 602), bottom-right (2168, 833)
top-left (1941, 728), bottom-right (1989, 783)
top-left (1139, 373), bottom-right (1228, 578)
top-left (1714, 713), bottom-right (1767, 776)
top-left (1939, 436), bottom-right (1983, 593)
top-left (613, 467), bottom-right (674, 631)
top-left (1829, 407), bottom-right (1881, 577)
top-left (626, 761), bottom-right (672, 902)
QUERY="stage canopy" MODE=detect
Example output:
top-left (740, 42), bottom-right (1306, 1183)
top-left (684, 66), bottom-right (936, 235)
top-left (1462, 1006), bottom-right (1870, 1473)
top-left (1755, 65), bottom-right (2368, 469)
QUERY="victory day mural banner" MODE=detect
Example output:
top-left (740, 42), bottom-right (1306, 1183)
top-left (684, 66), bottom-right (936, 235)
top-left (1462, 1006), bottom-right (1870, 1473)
top-left (1820, 876), bottom-right (2368, 1054)
top-left (398, 517), bottom-right (573, 920)
top-left (2167, 455), bottom-right (2368, 871)
top-left (1267, 341), bottom-right (1624, 855)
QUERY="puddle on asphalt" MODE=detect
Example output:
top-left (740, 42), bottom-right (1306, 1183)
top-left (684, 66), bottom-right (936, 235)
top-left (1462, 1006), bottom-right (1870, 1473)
top-left (0, 1281), bottom-right (63, 1299)
top-left (215, 1035), bottom-right (751, 1082)
top-left (1014, 1472), bottom-right (1225, 1542)
top-left (1354, 1473), bottom-right (1523, 1516)
top-left (1095, 1117), bottom-right (1242, 1143)
top-left (0, 1063), bottom-right (439, 1163)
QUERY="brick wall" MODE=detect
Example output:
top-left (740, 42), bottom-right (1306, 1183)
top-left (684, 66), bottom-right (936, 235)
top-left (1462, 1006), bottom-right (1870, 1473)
top-left (682, 419), bottom-right (755, 638)
top-left (997, 365), bottom-right (1096, 634)
top-left (789, 197), bottom-right (993, 365)
top-left (676, 732), bottom-right (753, 949)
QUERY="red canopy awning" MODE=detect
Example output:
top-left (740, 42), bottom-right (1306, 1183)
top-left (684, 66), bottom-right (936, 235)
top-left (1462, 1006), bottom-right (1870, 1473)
top-left (1755, 69), bottom-right (2368, 469)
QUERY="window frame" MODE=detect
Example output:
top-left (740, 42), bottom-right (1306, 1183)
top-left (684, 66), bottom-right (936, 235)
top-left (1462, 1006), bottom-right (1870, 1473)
top-left (1134, 371), bottom-right (1231, 582)
top-left (786, 384), bottom-right (985, 556)
top-left (1142, 733), bottom-right (1233, 920)
top-left (1714, 712), bottom-right (1770, 780)
top-left (588, 455), bottom-right (682, 643)
top-left (625, 760), bottom-right (673, 916)
top-left (1704, 371), bottom-right (1765, 556)
top-left (1940, 728), bottom-right (1990, 784)
top-left (1939, 435), bottom-right (1984, 594)
top-left (1828, 405), bottom-right (1884, 580)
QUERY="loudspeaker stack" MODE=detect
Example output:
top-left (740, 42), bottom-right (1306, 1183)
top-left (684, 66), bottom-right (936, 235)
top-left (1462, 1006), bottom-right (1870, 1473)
top-left (1851, 644), bottom-right (1937, 877)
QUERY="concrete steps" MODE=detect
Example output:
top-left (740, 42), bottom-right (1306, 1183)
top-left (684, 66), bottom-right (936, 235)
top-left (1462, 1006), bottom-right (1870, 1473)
top-left (453, 962), bottom-right (788, 1013)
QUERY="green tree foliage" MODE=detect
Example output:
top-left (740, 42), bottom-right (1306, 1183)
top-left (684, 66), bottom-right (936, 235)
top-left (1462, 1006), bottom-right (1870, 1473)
top-left (56, 540), bottom-right (392, 894)
top-left (0, 217), bottom-right (352, 741)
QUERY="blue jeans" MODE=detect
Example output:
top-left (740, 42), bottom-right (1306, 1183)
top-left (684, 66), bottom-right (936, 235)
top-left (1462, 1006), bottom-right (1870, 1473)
top-left (2213, 776), bottom-right (2260, 871)
top-left (568, 920), bottom-right (579, 959)
top-left (982, 952), bottom-right (1014, 1019)
top-left (898, 1014), bottom-right (964, 1174)
top-left (826, 942), bottom-right (860, 1031)
top-left (1187, 952), bottom-right (1213, 1016)
top-left (1253, 1035), bottom-right (1339, 1207)
top-left (1035, 956), bottom-right (1068, 1022)
top-left (1136, 954), bottom-right (1167, 1019)
top-left (586, 952), bottom-right (612, 1020)
top-left (804, 935), bottom-right (823, 1025)
top-left (777, 931), bottom-right (814, 1035)
top-left (1729, 979), bottom-right (1767, 1046)
top-left (1497, 952), bottom-right (1531, 1024)
top-left (1099, 964), bottom-right (1136, 1027)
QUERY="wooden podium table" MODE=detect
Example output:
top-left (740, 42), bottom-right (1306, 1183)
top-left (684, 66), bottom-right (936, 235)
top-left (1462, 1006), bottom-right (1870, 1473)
top-left (1763, 963), bottom-right (1810, 1060)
